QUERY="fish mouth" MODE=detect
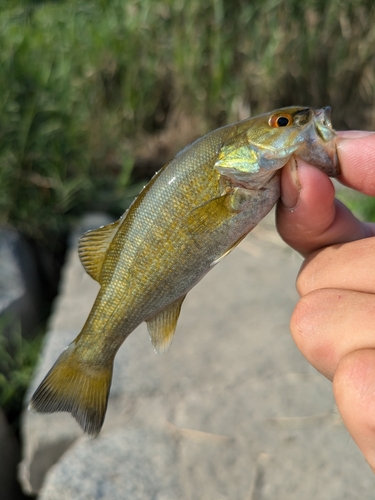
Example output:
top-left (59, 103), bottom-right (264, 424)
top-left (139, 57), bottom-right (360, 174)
top-left (314, 106), bottom-right (333, 129)
top-left (313, 107), bottom-right (340, 176)
top-left (296, 107), bottom-right (340, 177)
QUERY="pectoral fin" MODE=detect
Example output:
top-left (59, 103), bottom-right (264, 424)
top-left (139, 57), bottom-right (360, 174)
top-left (184, 194), bottom-right (235, 235)
top-left (78, 219), bottom-right (121, 283)
top-left (210, 233), bottom-right (247, 266)
top-left (185, 188), bottom-right (256, 235)
top-left (147, 296), bottom-right (186, 354)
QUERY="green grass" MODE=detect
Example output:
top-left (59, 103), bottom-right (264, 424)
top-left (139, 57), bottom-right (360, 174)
top-left (337, 188), bottom-right (375, 222)
top-left (1, 0), bottom-right (375, 247)
top-left (0, 317), bottom-right (43, 429)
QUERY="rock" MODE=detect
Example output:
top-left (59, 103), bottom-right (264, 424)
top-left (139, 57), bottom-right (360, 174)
top-left (173, 375), bottom-right (371, 499)
top-left (0, 228), bottom-right (43, 338)
top-left (38, 425), bottom-right (182, 500)
top-left (19, 213), bottom-right (113, 495)
top-left (20, 211), bottom-right (375, 498)
top-left (0, 409), bottom-right (23, 500)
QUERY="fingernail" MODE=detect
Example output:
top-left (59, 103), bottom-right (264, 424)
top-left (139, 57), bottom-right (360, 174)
top-left (281, 157), bottom-right (301, 209)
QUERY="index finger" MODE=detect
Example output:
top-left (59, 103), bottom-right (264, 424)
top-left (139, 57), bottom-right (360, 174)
top-left (337, 131), bottom-right (375, 194)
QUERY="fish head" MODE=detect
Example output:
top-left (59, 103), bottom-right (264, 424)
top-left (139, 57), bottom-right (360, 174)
top-left (214, 106), bottom-right (339, 186)
top-left (276, 106), bottom-right (339, 176)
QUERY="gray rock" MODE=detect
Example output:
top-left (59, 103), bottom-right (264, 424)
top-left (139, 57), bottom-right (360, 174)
top-left (39, 425), bottom-right (182, 500)
top-left (19, 213), bottom-right (114, 495)
top-left (0, 228), bottom-right (42, 338)
top-left (20, 211), bottom-right (375, 498)
top-left (173, 375), bottom-right (371, 499)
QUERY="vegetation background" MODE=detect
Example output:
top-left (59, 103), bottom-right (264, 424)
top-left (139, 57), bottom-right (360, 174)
top-left (1, 0), bottom-right (375, 430)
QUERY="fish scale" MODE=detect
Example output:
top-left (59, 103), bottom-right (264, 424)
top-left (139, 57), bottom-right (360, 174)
top-left (30, 106), bottom-right (339, 435)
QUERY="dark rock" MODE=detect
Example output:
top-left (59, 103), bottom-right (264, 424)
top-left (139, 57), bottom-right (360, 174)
top-left (0, 228), bottom-right (43, 338)
top-left (0, 409), bottom-right (23, 500)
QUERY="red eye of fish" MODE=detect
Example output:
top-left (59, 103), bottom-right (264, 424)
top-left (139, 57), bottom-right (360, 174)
top-left (269, 113), bottom-right (292, 128)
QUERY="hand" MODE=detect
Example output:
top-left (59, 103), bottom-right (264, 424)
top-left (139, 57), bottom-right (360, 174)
top-left (276, 131), bottom-right (375, 471)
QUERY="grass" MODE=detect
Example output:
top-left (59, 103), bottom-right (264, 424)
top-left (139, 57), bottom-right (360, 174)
top-left (0, 316), bottom-right (43, 430)
top-left (337, 188), bottom-right (375, 222)
top-left (1, 0), bottom-right (375, 248)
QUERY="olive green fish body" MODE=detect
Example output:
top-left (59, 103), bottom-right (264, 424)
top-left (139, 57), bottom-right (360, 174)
top-left (82, 132), bottom-right (281, 353)
top-left (30, 107), bottom-right (339, 435)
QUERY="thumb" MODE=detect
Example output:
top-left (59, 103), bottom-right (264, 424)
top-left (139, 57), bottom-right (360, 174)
top-left (276, 159), bottom-right (374, 256)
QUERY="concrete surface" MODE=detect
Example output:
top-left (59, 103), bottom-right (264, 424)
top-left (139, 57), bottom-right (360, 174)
top-left (20, 211), bottom-right (375, 499)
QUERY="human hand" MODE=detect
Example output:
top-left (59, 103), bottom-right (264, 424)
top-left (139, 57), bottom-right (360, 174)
top-left (276, 131), bottom-right (375, 471)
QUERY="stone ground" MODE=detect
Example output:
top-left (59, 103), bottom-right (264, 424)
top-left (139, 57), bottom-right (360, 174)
top-left (20, 211), bottom-right (375, 499)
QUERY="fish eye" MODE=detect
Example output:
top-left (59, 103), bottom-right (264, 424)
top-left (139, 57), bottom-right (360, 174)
top-left (269, 113), bottom-right (293, 128)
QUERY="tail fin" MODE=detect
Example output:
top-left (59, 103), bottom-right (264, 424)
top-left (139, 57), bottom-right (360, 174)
top-left (29, 343), bottom-right (113, 437)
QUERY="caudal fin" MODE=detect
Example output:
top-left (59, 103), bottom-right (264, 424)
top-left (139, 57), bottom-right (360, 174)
top-left (29, 343), bottom-right (113, 436)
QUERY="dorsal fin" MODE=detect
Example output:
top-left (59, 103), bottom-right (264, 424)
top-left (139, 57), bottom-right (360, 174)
top-left (146, 296), bottom-right (186, 354)
top-left (78, 219), bottom-right (121, 283)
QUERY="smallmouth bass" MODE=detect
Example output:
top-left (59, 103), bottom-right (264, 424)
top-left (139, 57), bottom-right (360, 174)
top-left (30, 107), bottom-right (339, 435)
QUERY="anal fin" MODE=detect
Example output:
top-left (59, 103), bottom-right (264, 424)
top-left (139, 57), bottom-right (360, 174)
top-left (147, 296), bottom-right (186, 354)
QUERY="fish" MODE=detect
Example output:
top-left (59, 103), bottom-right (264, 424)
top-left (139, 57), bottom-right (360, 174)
top-left (30, 106), bottom-right (340, 436)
